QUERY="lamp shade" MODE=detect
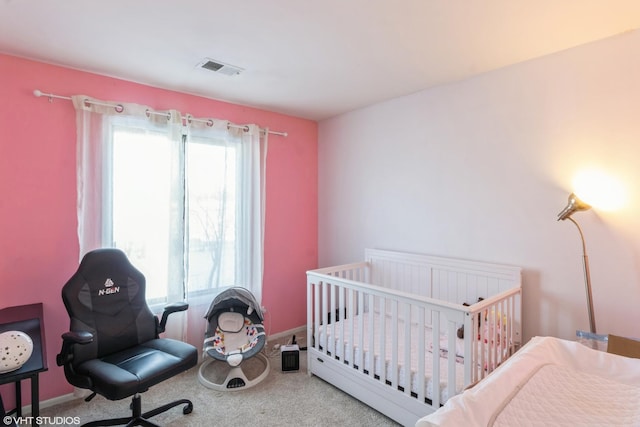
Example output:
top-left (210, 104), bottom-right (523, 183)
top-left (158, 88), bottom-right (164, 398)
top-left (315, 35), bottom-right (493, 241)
top-left (557, 193), bottom-right (591, 221)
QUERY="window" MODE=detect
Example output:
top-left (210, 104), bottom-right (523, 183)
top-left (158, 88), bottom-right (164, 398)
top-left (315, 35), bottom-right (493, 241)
top-left (184, 138), bottom-right (238, 298)
top-left (108, 120), bottom-right (247, 306)
top-left (74, 98), bottom-right (266, 309)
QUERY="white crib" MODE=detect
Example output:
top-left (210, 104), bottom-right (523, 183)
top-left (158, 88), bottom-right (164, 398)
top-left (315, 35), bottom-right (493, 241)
top-left (306, 249), bottom-right (522, 426)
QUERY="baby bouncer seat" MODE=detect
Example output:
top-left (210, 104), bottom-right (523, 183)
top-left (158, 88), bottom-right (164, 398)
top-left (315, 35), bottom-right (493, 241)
top-left (198, 287), bottom-right (270, 391)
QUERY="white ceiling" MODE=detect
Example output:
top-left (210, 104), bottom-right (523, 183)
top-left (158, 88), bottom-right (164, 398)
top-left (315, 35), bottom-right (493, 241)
top-left (2, 0), bottom-right (640, 121)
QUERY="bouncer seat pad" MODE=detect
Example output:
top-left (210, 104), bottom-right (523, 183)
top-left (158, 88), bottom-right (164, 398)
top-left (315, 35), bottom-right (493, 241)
top-left (204, 314), bottom-right (265, 360)
top-left (218, 312), bottom-right (245, 333)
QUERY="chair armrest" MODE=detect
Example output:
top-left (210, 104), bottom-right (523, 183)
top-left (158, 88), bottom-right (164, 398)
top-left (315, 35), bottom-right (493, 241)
top-left (56, 331), bottom-right (94, 366)
top-left (62, 331), bottom-right (94, 344)
top-left (158, 301), bottom-right (189, 334)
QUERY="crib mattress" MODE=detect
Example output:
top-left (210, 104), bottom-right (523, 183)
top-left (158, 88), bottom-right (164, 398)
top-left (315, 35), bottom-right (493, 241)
top-left (318, 312), bottom-right (465, 403)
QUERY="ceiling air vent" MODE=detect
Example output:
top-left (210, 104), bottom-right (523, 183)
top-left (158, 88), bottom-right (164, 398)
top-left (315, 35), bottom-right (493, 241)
top-left (198, 58), bottom-right (244, 76)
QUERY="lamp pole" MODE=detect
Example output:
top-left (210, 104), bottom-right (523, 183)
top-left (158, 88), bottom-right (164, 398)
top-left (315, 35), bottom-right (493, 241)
top-left (566, 217), bottom-right (596, 334)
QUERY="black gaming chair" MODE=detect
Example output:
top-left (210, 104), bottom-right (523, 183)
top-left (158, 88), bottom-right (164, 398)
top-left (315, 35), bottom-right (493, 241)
top-left (56, 248), bottom-right (198, 426)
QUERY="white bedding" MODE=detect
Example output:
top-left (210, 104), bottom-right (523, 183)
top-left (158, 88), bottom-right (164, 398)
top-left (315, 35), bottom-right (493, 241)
top-left (417, 336), bottom-right (640, 427)
top-left (493, 363), bottom-right (640, 426)
top-left (318, 312), bottom-right (466, 403)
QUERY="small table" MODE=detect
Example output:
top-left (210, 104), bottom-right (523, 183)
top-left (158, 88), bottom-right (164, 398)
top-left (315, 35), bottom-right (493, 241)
top-left (0, 303), bottom-right (47, 426)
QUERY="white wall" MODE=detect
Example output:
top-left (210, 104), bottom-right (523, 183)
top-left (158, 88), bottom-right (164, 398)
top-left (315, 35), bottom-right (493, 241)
top-left (318, 29), bottom-right (640, 342)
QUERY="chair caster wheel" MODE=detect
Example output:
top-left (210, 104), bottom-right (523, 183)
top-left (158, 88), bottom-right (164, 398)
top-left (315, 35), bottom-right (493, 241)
top-left (183, 402), bottom-right (193, 415)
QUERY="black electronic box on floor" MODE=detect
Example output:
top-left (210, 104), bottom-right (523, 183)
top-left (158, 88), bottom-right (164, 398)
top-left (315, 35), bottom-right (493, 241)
top-left (280, 344), bottom-right (299, 371)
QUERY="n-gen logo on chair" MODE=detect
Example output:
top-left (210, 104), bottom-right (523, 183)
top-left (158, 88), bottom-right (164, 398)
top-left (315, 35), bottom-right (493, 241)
top-left (98, 278), bottom-right (120, 296)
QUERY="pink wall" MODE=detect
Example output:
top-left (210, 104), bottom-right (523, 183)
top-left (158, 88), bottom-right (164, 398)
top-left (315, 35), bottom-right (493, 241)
top-left (0, 54), bottom-right (317, 404)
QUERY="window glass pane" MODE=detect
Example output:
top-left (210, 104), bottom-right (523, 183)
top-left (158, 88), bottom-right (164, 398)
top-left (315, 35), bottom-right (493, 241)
top-left (112, 128), bottom-right (172, 302)
top-left (110, 125), bottom-right (239, 305)
top-left (187, 139), bottom-right (237, 294)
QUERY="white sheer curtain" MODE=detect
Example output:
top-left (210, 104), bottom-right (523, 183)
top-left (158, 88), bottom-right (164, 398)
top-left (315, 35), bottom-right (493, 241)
top-left (185, 120), bottom-right (268, 304)
top-left (73, 96), bottom-right (268, 346)
top-left (73, 96), bottom-right (183, 256)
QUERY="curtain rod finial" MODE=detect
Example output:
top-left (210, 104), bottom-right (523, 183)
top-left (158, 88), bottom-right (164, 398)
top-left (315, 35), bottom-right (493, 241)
top-left (33, 89), bottom-right (42, 97)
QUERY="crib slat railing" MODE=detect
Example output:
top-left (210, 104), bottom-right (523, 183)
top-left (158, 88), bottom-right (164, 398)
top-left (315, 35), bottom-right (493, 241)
top-left (312, 279), bottom-right (320, 351)
top-left (312, 262), bottom-right (369, 277)
top-left (357, 288), bottom-right (365, 373)
top-left (431, 310), bottom-right (441, 408)
top-left (416, 305), bottom-right (426, 404)
top-left (338, 284), bottom-right (345, 363)
top-left (402, 301), bottom-right (411, 397)
top-left (348, 287), bottom-right (355, 368)
top-left (331, 283), bottom-right (338, 355)
top-left (465, 287), bottom-right (521, 383)
top-left (378, 296), bottom-right (387, 384)
top-left (308, 266), bottom-right (506, 404)
top-left (307, 251), bottom-right (521, 426)
top-left (322, 281), bottom-right (330, 354)
top-left (391, 299), bottom-right (399, 388)
top-left (307, 262), bottom-right (368, 355)
top-left (367, 293), bottom-right (375, 379)
top-left (445, 318), bottom-right (458, 401)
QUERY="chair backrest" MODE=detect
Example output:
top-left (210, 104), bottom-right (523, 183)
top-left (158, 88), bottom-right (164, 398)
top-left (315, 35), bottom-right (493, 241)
top-left (61, 248), bottom-right (157, 365)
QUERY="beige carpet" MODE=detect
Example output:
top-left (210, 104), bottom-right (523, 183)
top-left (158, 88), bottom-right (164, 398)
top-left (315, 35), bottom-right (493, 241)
top-left (41, 348), bottom-right (401, 426)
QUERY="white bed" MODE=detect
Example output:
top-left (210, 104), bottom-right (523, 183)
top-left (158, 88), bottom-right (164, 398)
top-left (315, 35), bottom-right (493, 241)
top-left (417, 336), bottom-right (640, 427)
top-left (307, 249), bottom-right (522, 426)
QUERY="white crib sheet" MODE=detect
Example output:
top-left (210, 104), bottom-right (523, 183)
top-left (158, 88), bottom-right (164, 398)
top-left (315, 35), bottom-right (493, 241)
top-left (318, 312), bottom-right (465, 403)
top-left (417, 336), bottom-right (640, 427)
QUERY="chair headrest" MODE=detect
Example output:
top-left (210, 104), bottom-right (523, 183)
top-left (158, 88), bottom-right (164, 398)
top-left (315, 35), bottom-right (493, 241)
top-left (68, 248), bottom-right (146, 316)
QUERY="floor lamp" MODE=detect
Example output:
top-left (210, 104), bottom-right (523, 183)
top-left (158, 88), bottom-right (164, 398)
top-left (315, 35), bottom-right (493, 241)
top-left (557, 193), bottom-right (596, 334)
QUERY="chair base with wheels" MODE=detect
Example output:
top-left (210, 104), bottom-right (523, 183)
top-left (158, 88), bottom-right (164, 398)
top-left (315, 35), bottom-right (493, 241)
top-left (81, 393), bottom-right (192, 427)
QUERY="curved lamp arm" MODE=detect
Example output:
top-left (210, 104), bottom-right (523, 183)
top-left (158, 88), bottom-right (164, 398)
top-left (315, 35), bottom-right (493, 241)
top-left (565, 216), bottom-right (597, 334)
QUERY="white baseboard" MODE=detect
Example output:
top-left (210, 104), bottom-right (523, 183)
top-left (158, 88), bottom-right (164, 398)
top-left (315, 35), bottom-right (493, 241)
top-left (268, 325), bottom-right (306, 344)
top-left (19, 392), bottom-right (78, 416)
